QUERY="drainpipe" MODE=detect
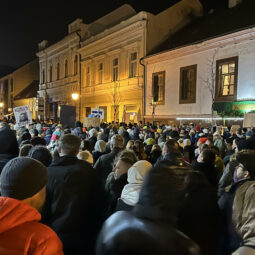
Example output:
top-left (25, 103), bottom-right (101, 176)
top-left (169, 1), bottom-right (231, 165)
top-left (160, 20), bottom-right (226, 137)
top-left (75, 31), bottom-right (82, 121)
top-left (139, 57), bottom-right (146, 125)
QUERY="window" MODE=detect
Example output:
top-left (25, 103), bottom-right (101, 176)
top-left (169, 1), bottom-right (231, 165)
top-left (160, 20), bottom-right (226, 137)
top-left (42, 69), bottom-right (45, 84)
top-left (56, 63), bottom-right (60, 80)
top-left (179, 65), bottom-right (197, 104)
top-left (10, 79), bottom-right (13, 93)
top-left (113, 58), bottom-right (119, 81)
top-left (74, 55), bottom-right (78, 75)
top-left (98, 63), bottom-right (103, 84)
top-left (65, 60), bottom-right (68, 78)
top-left (215, 56), bottom-right (238, 101)
top-left (129, 52), bottom-right (137, 78)
top-left (86, 67), bottom-right (90, 86)
top-left (49, 66), bottom-right (53, 82)
top-left (152, 71), bottom-right (165, 104)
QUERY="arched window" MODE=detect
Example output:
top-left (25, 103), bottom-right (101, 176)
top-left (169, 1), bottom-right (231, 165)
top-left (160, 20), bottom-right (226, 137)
top-left (49, 65), bottom-right (53, 82)
top-left (57, 63), bottom-right (60, 80)
top-left (65, 60), bottom-right (68, 78)
top-left (74, 55), bottom-right (78, 75)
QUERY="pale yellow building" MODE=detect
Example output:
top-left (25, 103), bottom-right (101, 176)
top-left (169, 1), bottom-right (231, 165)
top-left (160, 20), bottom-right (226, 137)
top-left (37, 0), bottom-right (202, 123)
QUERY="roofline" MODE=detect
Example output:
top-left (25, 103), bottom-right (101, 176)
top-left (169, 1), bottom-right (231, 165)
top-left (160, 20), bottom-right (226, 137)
top-left (144, 23), bottom-right (255, 61)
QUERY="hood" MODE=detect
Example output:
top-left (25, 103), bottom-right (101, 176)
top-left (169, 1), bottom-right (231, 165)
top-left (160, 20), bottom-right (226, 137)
top-left (128, 160), bottom-right (152, 184)
top-left (233, 181), bottom-right (255, 245)
top-left (0, 127), bottom-right (19, 157)
top-left (0, 197), bottom-right (40, 234)
top-left (134, 165), bottom-right (193, 224)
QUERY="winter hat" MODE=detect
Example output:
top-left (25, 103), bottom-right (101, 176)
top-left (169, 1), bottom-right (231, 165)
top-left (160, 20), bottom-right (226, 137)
top-left (46, 129), bottom-right (52, 136)
top-left (28, 146), bottom-right (52, 167)
top-left (0, 127), bottom-right (19, 157)
top-left (146, 138), bottom-right (156, 146)
top-left (195, 125), bottom-right (200, 132)
top-left (203, 128), bottom-right (209, 134)
top-left (199, 137), bottom-right (208, 144)
top-left (157, 128), bottom-right (163, 134)
top-left (0, 157), bottom-right (48, 200)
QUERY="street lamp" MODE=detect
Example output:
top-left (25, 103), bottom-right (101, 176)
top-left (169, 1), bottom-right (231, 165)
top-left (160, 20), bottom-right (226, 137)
top-left (72, 93), bottom-right (79, 100)
top-left (0, 103), bottom-right (4, 108)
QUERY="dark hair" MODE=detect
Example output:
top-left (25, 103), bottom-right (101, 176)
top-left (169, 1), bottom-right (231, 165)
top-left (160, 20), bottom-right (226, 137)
top-left (211, 146), bottom-right (220, 156)
top-left (59, 134), bottom-right (81, 156)
top-left (80, 140), bottom-right (93, 153)
top-left (164, 139), bottom-right (179, 153)
top-left (19, 144), bottom-right (33, 157)
top-left (202, 149), bottom-right (216, 165)
top-left (235, 150), bottom-right (255, 180)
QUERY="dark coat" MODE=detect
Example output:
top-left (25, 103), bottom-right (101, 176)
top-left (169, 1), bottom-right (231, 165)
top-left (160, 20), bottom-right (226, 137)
top-left (115, 198), bottom-right (133, 212)
top-left (92, 151), bottom-right (105, 165)
top-left (105, 172), bottom-right (128, 215)
top-left (191, 160), bottom-right (218, 188)
top-left (94, 147), bottom-right (122, 187)
top-left (41, 156), bottom-right (103, 255)
top-left (89, 136), bottom-right (97, 149)
top-left (218, 180), bottom-right (247, 255)
top-left (96, 165), bottom-right (200, 255)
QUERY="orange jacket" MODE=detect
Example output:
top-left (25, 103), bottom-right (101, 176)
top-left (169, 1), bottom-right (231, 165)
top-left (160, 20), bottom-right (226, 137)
top-left (0, 197), bottom-right (63, 255)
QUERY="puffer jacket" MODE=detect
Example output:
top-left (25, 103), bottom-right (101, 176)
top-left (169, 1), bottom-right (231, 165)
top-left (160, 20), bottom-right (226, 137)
top-left (232, 181), bottom-right (255, 255)
top-left (0, 197), bottom-right (63, 255)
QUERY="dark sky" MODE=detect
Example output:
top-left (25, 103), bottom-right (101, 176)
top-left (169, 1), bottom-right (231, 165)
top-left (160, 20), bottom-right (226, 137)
top-left (0, 0), bottom-right (227, 69)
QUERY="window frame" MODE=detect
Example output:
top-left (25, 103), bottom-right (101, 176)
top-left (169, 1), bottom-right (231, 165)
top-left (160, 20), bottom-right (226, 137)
top-left (112, 58), bottom-right (119, 82)
top-left (129, 52), bottom-right (137, 78)
top-left (98, 63), bottom-right (103, 84)
top-left (179, 64), bottom-right (197, 104)
top-left (65, 59), bottom-right (68, 78)
top-left (215, 56), bottom-right (238, 102)
top-left (56, 63), bottom-right (60, 80)
top-left (86, 66), bottom-right (90, 86)
top-left (152, 71), bottom-right (165, 105)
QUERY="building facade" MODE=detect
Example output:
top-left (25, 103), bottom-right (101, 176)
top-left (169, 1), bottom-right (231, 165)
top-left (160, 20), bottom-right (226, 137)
top-left (143, 26), bottom-right (255, 125)
top-left (0, 59), bottom-right (39, 119)
top-left (37, 0), bottom-right (202, 123)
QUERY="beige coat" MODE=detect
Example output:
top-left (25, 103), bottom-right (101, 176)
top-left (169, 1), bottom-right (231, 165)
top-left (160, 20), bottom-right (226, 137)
top-left (232, 181), bottom-right (255, 255)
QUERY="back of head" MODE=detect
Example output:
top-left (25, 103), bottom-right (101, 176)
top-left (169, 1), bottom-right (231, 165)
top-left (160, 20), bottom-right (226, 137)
top-left (59, 134), bottom-right (81, 156)
top-left (95, 140), bottom-right (106, 153)
top-left (202, 149), bottom-right (216, 165)
top-left (164, 139), bottom-right (179, 154)
top-left (19, 144), bottom-right (33, 157)
top-left (0, 126), bottom-right (19, 157)
top-left (111, 134), bottom-right (124, 149)
top-left (0, 157), bottom-right (48, 200)
top-left (28, 146), bottom-right (52, 167)
top-left (136, 165), bottom-right (192, 223)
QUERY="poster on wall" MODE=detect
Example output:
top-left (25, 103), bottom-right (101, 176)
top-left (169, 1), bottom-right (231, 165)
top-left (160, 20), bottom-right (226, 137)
top-left (243, 113), bottom-right (255, 128)
top-left (13, 105), bottom-right (32, 128)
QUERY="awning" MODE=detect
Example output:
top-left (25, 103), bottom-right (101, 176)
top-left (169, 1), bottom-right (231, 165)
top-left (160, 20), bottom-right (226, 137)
top-left (14, 80), bottom-right (39, 100)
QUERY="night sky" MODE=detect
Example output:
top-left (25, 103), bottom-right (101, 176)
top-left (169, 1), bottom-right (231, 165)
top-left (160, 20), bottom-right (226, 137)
top-left (0, 0), bottom-right (227, 70)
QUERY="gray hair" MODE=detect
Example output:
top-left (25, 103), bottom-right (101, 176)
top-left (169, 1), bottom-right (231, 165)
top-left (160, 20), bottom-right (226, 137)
top-left (110, 134), bottom-right (124, 149)
top-left (114, 149), bottom-right (138, 167)
top-left (95, 140), bottom-right (106, 153)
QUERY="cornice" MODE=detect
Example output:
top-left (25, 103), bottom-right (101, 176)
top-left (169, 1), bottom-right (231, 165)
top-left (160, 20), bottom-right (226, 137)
top-left (144, 26), bottom-right (255, 64)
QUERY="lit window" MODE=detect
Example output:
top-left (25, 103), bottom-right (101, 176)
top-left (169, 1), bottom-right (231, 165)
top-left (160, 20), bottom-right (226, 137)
top-left (180, 65), bottom-right (197, 104)
top-left (98, 63), bottom-right (103, 84)
top-left (152, 71), bottom-right (165, 104)
top-left (216, 57), bottom-right (238, 101)
top-left (86, 67), bottom-right (90, 86)
top-left (129, 52), bottom-right (137, 78)
top-left (113, 58), bottom-right (118, 81)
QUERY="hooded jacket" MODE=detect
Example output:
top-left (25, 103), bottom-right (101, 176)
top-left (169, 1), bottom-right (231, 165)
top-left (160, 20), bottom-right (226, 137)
top-left (120, 160), bottom-right (152, 206)
top-left (96, 165), bottom-right (200, 255)
top-left (232, 181), bottom-right (255, 255)
top-left (0, 197), bottom-right (63, 255)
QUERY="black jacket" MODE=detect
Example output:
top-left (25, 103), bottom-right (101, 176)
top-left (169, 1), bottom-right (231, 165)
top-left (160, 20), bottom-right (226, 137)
top-left (41, 155), bottom-right (103, 255)
top-left (94, 147), bottom-right (122, 187)
top-left (96, 165), bottom-right (200, 255)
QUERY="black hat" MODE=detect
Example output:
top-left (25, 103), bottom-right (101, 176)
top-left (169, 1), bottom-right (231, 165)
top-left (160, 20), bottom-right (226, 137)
top-left (0, 157), bottom-right (48, 200)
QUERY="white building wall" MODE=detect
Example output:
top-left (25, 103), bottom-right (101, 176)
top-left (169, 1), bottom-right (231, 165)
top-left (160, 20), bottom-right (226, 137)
top-left (145, 28), bottom-right (255, 120)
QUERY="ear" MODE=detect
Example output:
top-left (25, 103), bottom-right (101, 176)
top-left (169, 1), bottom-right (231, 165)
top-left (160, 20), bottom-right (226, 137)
top-left (244, 170), bottom-right (250, 178)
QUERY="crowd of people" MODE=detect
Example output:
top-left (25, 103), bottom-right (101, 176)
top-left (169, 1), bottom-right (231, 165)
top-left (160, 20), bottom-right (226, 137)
top-left (0, 118), bottom-right (255, 255)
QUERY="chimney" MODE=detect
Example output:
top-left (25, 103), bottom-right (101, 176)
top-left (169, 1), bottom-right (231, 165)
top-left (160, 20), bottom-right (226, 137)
top-left (229, 0), bottom-right (242, 8)
top-left (38, 40), bottom-right (48, 51)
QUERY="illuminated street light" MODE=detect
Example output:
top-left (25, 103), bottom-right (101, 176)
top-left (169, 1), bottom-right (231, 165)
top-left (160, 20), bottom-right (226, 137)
top-left (0, 103), bottom-right (4, 108)
top-left (72, 93), bottom-right (79, 100)
top-left (8, 108), bottom-right (12, 112)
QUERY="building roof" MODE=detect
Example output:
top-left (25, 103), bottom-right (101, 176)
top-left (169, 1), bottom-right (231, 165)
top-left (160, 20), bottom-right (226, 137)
top-left (148, 0), bottom-right (255, 56)
top-left (14, 80), bottom-right (39, 100)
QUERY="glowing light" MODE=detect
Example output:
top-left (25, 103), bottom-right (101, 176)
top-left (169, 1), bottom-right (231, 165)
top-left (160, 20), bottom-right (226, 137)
top-left (72, 93), bottom-right (79, 100)
top-left (8, 108), bottom-right (12, 112)
top-left (176, 117), bottom-right (244, 121)
top-left (0, 103), bottom-right (4, 108)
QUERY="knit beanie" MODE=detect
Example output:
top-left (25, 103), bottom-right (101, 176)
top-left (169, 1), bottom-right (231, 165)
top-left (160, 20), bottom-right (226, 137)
top-left (0, 157), bottom-right (48, 200)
